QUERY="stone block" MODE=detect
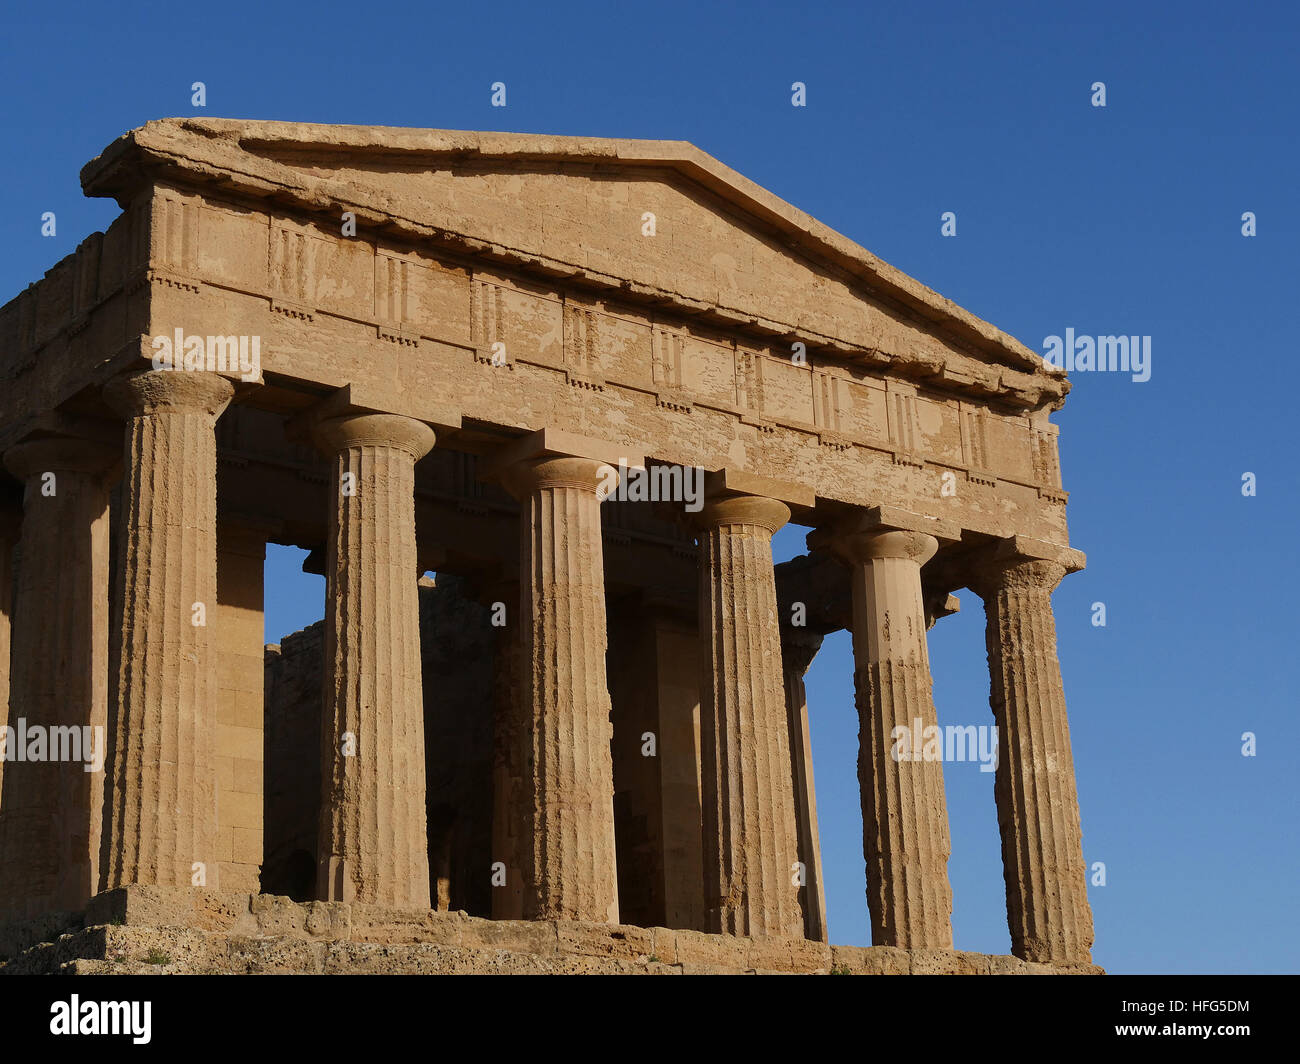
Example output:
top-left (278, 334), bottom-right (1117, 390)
top-left (666, 928), bottom-right (752, 969)
top-left (217, 724), bottom-right (262, 763)
top-left (746, 934), bottom-right (833, 973)
top-left (218, 790), bottom-right (261, 829)
top-left (555, 920), bottom-right (655, 959)
top-left (219, 863), bottom-right (261, 895)
top-left (85, 885), bottom-right (247, 932)
top-left (987, 954), bottom-right (1033, 975)
top-left (228, 935), bottom-right (326, 974)
top-left (348, 904), bottom-right (466, 947)
top-left (829, 945), bottom-right (912, 975)
top-left (232, 757), bottom-right (262, 794)
top-left (456, 915), bottom-right (559, 955)
top-left (231, 827), bottom-right (263, 865)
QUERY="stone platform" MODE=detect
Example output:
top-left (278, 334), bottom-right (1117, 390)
top-left (0, 888), bottom-right (1102, 975)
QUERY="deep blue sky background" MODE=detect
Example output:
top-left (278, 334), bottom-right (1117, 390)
top-left (3, 1), bottom-right (1295, 973)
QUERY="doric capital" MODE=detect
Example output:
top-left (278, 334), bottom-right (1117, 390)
top-left (500, 454), bottom-right (616, 500)
top-left (692, 493), bottom-right (790, 535)
top-left (973, 557), bottom-right (1067, 597)
top-left (311, 412), bottom-right (437, 461)
top-left (3, 435), bottom-right (117, 480)
top-left (104, 369), bottom-right (235, 418)
top-left (810, 505), bottom-right (955, 569)
top-left (826, 528), bottom-right (938, 567)
top-left (967, 536), bottom-right (1084, 599)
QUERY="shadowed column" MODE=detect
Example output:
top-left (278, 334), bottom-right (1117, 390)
top-left (501, 456), bottom-right (619, 923)
top-left (694, 494), bottom-right (803, 937)
top-left (0, 438), bottom-right (112, 916)
top-left (101, 371), bottom-right (233, 892)
top-left (781, 631), bottom-right (828, 942)
top-left (313, 413), bottom-right (435, 908)
top-left (0, 506), bottom-right (17, 824)
top-left (971, 541), bottom-right (1094, 964)
top-left (828, 527), bottom-right (954, 948)
top-left (490, 611), bottom-right (525, 920)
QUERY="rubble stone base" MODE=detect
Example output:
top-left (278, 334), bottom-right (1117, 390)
top-left (0, 887), bottom-right (1103, 975)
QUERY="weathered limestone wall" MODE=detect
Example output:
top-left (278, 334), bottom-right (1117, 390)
top-left (418, 575), bottom-right (494, 917)
top-left (262, 627), bottom-right (323, 901)
top-left (604, 600), bottom-right (707, 932)
top-left (0, 205), bottom-right (150, 445)
top-left (213, 526), bottom-right (267, 894)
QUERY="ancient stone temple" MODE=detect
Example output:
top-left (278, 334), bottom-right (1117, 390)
top-left (0, 119), bottom-right (1097, 974)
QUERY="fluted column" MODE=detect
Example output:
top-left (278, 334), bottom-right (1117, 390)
top-left (0, 439), bottom-right (111, 916)
top-left (101, 371), bottom-right (232, 892)
top-left (971, 547), bottom-right (1094, 964)
top-left (830, 528), bottom-right (954, 948)
top-left (313, 413), bottom-right (436, 908)
top-left (694, 494), bottom-right (802, 938)
top-left (490, 609), bottom-right (525, 920)
top-left (781, 632), bottom-right (827, 942)
top-left (501, 456), bottom-right (619, 923)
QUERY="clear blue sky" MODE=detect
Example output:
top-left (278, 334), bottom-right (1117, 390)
top-left (3, 0), bottom-right (1295, 974)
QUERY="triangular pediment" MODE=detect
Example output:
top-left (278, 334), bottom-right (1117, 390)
top-left (82, 119), bottom-right (1064, 407)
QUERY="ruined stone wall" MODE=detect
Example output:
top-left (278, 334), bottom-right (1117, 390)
top-left (262, 624), bottom-right (323, 901)
top-left (214, 531), bottom-right (266, 893)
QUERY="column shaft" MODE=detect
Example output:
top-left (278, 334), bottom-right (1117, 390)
top-left (504, 456), bottom-right (619, 923)
top-left (695, 495), bottom-right (802, 937)
top-left (0, 442), bottom-right (110, 916)
top-left (315, 413), bottom-right (434, 908)
top-left (977, 558), bottom-right (1094, 964)
top-left (101, 370), bottom-right (232, 891)
top-left (490, 618), bottom-right (525, 919)
top-left (782, 635), bottom-right (828, 941)
top-left (839, 529), bottom-right (953, 948)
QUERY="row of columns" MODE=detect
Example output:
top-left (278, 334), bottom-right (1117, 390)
top-left (0, 367), bottom-right (1093, 965)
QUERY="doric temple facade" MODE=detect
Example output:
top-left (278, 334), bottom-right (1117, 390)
top-left (0, 119), bottom-right (1095, 973)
